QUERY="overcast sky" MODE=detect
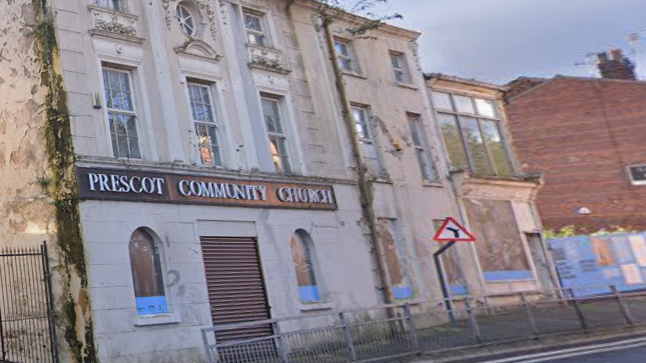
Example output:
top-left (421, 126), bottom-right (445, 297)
top-left (375, 0), bottom-right (646, 84)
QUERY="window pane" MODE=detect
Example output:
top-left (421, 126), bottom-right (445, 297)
top-left (196, 124), bottom-right (221, 166)
top-left (437, 114), bottom-right (468, 170)
top-left (352, 108), bottom-right (370, 141)
top-left (481, 120), bottom-right (513, 177)
top-left (431, 92), bottom-right (453, 111)
top-left (390, 55), bottom-right (400, 68)
top-left (335, 41), bottom-right (349, 56)
top-left (269, 136), bottom-right (290, 173)
top-left (247, 33), bottom-right (265, 46)
top-left (290, 232), bottom-right (320, 303)
top-left (475, 98), bottom-right (497, 118)
top-left (454, 95), bottom-right (475, 114)
top-left (129, 229), bottom-right (168, 315)
top-left (460, 117), bottom-right (494, 176)
top-left (244, 13), bottom-right (263, 32)
top-left (339, 58), bottom-right (353, 72)
top-left (109, 113), bottom-right (140, 159)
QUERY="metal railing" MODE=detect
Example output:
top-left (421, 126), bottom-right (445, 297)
top-left (201, 286), bottom-right (646, 363)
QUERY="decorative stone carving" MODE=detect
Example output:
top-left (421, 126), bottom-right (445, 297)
top-left (174, 40), bottom-right (222, 61)
top-left (248, 45), bottom-right (290, 75)
top-left (89, 5), bottom-right (138, 37)
top-left (162, 0), bottom-right (218, 40)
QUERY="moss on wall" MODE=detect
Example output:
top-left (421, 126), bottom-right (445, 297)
top-left (31, 1), bottom-right (98, 362)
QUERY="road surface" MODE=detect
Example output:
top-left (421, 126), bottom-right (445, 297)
top-left (480, 336), bottom-right (646, 363)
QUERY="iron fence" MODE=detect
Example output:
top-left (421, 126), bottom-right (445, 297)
top-left (0, 244), bottom-right (58, 363)
top-left (201, 286), bottom-right (646, 363)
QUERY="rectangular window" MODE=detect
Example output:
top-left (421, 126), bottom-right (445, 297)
top-left (93, 0), bottom-right (125, 11)
top-left (335, 39), bottom-right (358, 74)
top-left (390, 52), bottom-right (411, 84)
top-left (378, 218), bottom-right (412, 299)
top-left (243, 11), bottom-right (268, 47)
top-left (408, 114), bottom-right (438, 181)
top-left (102, 67), bottom-right (141, 159)
top-left (352, 105), bottom-right (382, 176)
top-left (434, 92), bottom-right (513, 177)
top-left (188, 83), bottom-right (222, 167)
top-left (464, 198), bottom-right (532, 281)
top-left (351, 106), bottom-right (372, 144)
top-left (261, 96), bottom-right (291, 173)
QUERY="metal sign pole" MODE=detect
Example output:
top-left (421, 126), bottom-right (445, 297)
top-left (434, 241), bottom-right (456, 323)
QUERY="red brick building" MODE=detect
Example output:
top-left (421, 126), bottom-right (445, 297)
top-left (506, 68), bottom-right (646, 232)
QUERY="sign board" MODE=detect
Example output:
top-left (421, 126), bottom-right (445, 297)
top-left (433, 217), bottom-right (476, 242)
top-left (76, 167), bottom-right (337, 211)
top-left (628, 165), bottom-right (646, 186)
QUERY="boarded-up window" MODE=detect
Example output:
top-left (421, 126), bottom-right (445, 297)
top-left (129, 228), bottom-right (167, 315)
top-left (290, 230), bottom-right (320, 303)
top-left (377, 219), bottom-right (412, 299)
top-left (465, 199), bottom-right (531, 280)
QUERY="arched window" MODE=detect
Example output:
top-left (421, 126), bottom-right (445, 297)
top-left (129, 228), bottom-right (168, 315)
top-left (290, 230), bottom-right (320, 303)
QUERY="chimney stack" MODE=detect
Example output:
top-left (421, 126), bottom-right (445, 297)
top-left (597, 48), bottom-right (637, 81)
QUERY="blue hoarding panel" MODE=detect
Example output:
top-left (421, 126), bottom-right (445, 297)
top-left (136, 296), bottom-right (168, 315)
top-left (299, 286), bottom-right (321, 303)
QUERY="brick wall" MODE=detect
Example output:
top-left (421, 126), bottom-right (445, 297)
top-left (506, 77), bottom-right (646, 232)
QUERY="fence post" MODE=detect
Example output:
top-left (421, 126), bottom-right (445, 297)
top-left (201, 329), bottom-right (216, 363)
top-left (568, 288), bottom-right (588, 332)
top-left (273, 321), bottom-right (290, 363)
top-left (340, 312), bottom-right (358, 362)
top-left (403, 303), bottom-right (421, 355)
top-left (465, 299), bottom-right (483, 344)
top-left (520, 292), bottom-right (539, 337)
top-left (611, 286), bottom-right (634, 326)
top-left (42, 242), bottom-right (60, 363)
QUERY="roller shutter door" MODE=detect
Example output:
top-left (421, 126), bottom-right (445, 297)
top-left (200, 237), bottom-right (272, 342)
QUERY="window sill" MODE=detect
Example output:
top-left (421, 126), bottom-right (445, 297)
top-left (299, 302), bottom-right (334, 312)
top-left (133, 313), bottom-right (182, 327)
top-left (87, 5), bottom-right (138, 20)
top-left (422, 180), bottom-right (443, 188)
top-left (395, 82), bottom-right (418, 91)
top-left (342, 71), bottom-right (368, 80)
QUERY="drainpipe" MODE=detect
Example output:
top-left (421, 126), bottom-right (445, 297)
top-left (318, 15), bottom-right (391, 305)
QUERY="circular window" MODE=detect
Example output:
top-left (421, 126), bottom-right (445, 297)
top-left (176, 3), bottom-right (196, 36)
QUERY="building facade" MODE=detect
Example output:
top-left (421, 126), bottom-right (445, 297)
top-left (426, 75), bottom-right (549, 296)
top-left (2, 0), bottom-right (551, 362)
top-left (506, 75), bottom-right (646, 232)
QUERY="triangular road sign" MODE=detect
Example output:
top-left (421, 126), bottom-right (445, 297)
top-left (433, 217), bottom-right (476, 242)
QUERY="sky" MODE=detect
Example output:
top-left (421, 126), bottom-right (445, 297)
top-left (373, 0), bottom-right (646, 84)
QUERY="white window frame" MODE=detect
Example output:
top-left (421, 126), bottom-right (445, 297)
top-left (243, 9), bottom-right (270, 47)
top-left (433, 91), bottom-right (514, 177)
top-left (261, 95), bottom-right (291, 174)
top-left (408, 114), bottom-right (438, 181)
top-left (390, 52), bottom-right (412, 84)
top-left (93, 0), bottom-right (126, 12)
top-left (335, 39), bottom-right (359, 74)
top-left (102, 66), bottom-right (142, 159)
top-left (186, 81), bottom-right (223, 167)
top-left (176, 2), bottom-right (197, 37)
top-left (351, 106), bottom-right (373, 144)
